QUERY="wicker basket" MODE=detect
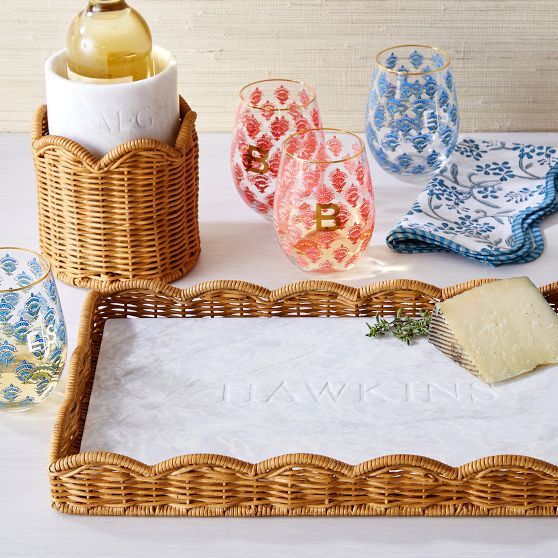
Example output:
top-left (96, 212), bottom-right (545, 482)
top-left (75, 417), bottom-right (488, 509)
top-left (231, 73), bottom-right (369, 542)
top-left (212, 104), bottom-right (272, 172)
top-left (31, 97), bottom-right (200, 289)
top-left (50, 278), bottom-right (558, 516)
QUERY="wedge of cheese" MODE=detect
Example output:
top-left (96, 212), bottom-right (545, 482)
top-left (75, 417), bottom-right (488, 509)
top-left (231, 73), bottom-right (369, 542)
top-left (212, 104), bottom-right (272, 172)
top-left (428, 277), bottom-right (558, 383)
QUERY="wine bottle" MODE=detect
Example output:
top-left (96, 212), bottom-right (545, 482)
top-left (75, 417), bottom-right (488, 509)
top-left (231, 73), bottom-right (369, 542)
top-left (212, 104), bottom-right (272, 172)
top-left (66, 0), bottom-right (155, 84)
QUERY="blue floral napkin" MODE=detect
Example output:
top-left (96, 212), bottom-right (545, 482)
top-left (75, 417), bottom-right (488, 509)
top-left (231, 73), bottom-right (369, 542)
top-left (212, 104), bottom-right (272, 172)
top-left (386, 138), bottom-right (558, 265)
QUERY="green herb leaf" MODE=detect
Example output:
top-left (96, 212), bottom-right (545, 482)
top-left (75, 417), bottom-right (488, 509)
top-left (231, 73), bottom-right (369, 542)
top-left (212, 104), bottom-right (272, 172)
top-left (365, 313), bottom-right (391, 338)
top-left (365, 309), bottom-right (432, 345)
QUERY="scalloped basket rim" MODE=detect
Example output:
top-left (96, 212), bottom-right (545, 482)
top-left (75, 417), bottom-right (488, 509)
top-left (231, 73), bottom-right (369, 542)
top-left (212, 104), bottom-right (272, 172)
top-left (31, 96), bottom-right (195, 170)
top-left (49, 450), bottom-right (558, 479)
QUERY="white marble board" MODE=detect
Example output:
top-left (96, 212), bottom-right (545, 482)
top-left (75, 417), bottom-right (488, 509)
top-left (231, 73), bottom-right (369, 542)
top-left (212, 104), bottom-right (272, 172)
top-left (80, 317), bottom-right (558, 466)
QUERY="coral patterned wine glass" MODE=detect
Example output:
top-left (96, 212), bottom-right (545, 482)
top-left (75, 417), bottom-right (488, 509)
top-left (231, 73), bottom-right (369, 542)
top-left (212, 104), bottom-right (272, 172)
top-left (274, 129), bottom-right (375, 272)
top-left (366, 45), bottom-right (459, 178)
top-left (231, 79), bottom-right (322, 219)
top-left (0, 248), bottom-right (67, 411)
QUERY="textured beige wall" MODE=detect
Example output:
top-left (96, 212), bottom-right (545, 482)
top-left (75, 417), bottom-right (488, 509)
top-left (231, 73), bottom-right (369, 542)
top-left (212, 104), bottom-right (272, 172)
top-left (0, 0), bottom-right (557, 132)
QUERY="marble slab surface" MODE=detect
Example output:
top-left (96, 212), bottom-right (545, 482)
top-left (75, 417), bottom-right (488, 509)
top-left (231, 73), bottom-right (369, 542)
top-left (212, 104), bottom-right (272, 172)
top-left (80, 317), bottom-right (558, 466)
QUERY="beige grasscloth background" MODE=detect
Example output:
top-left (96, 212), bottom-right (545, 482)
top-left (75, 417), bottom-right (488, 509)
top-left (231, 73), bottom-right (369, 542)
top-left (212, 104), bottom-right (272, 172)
top-left (1, 0), bottom-right (556, 133)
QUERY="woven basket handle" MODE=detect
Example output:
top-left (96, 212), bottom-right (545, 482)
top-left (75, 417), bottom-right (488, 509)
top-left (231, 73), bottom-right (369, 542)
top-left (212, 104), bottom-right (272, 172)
top-left (31, 105), bottom-right (48, 143)
top-left (176, 97), bottom-right (197, 153)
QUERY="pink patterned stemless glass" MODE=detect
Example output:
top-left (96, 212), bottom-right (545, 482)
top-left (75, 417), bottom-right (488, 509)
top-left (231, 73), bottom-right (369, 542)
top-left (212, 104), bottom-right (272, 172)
top-left (231, 79), bottom-right (322, 219)
top-left (274, 128), bottom-right (375, 272)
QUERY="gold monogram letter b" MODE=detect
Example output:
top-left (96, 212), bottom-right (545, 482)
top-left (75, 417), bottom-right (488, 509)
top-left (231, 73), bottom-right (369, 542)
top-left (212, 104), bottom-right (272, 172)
top-left (315, 203), bottom-right (341, 231)
top-left (245, 145), bottom-right (269, 174)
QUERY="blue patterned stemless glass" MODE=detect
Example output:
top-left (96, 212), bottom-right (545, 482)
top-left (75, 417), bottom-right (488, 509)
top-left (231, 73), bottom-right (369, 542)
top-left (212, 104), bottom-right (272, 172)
top-left (0, 248), bottom-right (67, 411)
top-left (365, 45), bottom-right (459, 179)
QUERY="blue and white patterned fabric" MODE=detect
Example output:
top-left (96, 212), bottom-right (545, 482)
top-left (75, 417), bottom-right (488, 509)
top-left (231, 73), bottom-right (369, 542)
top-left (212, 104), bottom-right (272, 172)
top-left (386, 138), bottom-right (558, 265)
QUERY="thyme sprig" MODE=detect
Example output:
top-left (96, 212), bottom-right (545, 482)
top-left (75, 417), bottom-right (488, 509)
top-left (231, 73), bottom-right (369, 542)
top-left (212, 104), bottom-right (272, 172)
top-left (366, 309), bottom-right (432, 345)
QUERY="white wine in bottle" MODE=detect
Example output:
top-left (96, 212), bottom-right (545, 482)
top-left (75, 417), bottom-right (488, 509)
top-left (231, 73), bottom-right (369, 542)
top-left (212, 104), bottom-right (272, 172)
top-left (66, 0), bottom-right (155, 83)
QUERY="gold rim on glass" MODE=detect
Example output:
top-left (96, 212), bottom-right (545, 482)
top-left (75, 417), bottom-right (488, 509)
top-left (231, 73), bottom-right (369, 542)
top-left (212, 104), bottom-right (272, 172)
top-left (375, 44), bottom-right (451, 76)
top-left (0, 247), bottom-right (51, 293)
top-left (238, 78), bottom-right (317, 111)
top-left (282, 127), bottom-right (365, 165)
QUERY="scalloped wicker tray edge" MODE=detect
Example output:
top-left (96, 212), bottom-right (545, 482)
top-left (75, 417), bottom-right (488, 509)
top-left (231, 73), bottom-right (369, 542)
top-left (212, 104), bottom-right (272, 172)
top-left (49, 278), bottom-right (558, 516)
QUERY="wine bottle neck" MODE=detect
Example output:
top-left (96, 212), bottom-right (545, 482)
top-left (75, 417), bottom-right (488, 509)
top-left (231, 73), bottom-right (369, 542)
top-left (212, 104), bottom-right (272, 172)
top-left (87, 0), bottom-right (129, 13)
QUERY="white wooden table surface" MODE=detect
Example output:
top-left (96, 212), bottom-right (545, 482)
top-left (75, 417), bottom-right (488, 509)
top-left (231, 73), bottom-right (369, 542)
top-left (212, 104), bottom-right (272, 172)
top-left (1, 132), bottom-right (558, 558)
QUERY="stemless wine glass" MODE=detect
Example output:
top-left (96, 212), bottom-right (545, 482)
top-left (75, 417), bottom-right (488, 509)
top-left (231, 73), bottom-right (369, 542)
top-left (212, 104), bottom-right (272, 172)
top-left (0, 248), bottom-right (67, 411)
top-left (365, 45), bottom-right (459, 178)
top-left (274, 128), bottom-right (375, 272)
top-left (231, 78), bottom-right (322, 219)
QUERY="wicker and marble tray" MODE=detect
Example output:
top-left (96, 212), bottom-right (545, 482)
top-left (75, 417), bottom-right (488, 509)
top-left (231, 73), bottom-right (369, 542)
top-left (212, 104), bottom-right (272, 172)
top-left (50, 279), bottom-right (558, 516)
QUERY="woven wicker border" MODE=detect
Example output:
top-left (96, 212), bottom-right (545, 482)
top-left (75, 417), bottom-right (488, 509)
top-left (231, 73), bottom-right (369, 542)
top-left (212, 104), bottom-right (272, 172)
top-left (50, 278), bottom-right (558, 516)
top-left (31, 97), bottom-right (200, 290)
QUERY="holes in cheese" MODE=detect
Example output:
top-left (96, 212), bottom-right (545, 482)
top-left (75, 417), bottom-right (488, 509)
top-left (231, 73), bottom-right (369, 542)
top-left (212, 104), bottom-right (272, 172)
top-left (428, 277), bottom-right (558, 383)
